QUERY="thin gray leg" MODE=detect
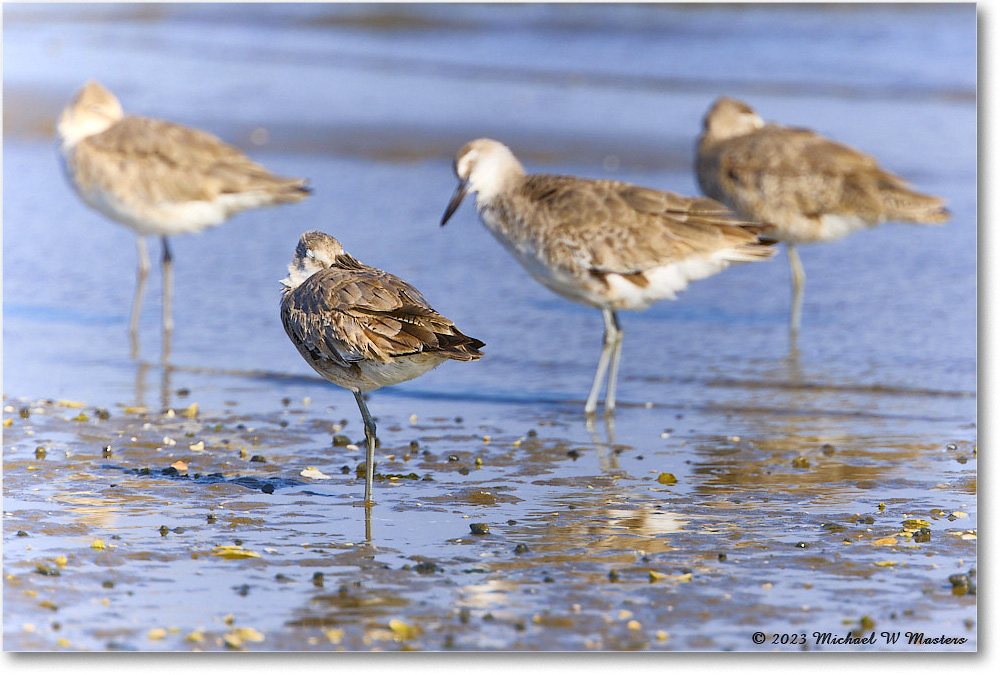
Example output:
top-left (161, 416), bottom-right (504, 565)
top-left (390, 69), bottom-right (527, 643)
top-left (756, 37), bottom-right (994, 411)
top-left (585, 308), bottom-right (621, 416)
top-left (129, 237), bottom-right (150, 336)
top-left (603, 309), bottom-right (623, 414)
top-left (354, 389), bottom-right (376, 505)
top-left (585, 314), bottom-right (613, 415)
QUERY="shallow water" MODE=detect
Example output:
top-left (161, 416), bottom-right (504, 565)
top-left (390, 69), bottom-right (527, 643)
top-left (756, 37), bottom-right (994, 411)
top-left (3, 3), bottom-right (977, 652)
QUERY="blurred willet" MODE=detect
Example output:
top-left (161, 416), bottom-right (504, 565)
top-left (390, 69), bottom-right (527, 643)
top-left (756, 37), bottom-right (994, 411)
top-left (57, 80), bottom-right (310, 347)
top-left (280, 230), bottom-right (485, 505)
top-left (441, 138), bottom-right (774, 416)
top-left (695, 97), bottom-right (950, 340)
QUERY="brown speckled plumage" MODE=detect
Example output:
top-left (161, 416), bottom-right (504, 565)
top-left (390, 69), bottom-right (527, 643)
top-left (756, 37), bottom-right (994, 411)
top-left (696, 97), bottom-right (949, 244)
top-left (483, 173), bottom-right (773, 292)
top-left (281, 235), bottom-right (483, 392)
top-left (69, 116), bottom-right (309, 221)
top-left (57, 80), bottom-right (310, 340)
top-left (695, 97), bottom-right (949, 338)
top-left (441, 138), bottom-right (774, 415)
top-left (280, 231), bottom-right (483, 504)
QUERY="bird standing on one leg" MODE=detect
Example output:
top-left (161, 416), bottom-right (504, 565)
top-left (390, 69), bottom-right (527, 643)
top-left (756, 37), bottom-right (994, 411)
top-left (695, 97), bottom-right (950, 342)
top-left (441, 138), bottom-right (774, 417)
top-left (280, 230), bottom-right (484, 505)
top-left (57, 80), bottom-right (310, 352)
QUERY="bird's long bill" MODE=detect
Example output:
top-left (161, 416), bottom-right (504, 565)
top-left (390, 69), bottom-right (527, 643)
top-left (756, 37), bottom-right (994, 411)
top-left (440, 178), bottom-right (470, 226)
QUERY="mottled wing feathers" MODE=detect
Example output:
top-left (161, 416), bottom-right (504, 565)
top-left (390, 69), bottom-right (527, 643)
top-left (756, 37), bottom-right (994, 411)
top-left (698, 124), bottom-right (949, 225)
top-left (281, 259), bottom-right (483, 368)
top-left (74, 116), bottom-right (309, 206)
top-left (507, 175), bottom-right (772, 276)
top-left (724, 125), bottom-right (878, 174)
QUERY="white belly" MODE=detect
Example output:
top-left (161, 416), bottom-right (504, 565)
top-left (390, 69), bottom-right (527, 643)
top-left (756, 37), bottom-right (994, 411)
top-left (306, 351), bottom-right (450, 394)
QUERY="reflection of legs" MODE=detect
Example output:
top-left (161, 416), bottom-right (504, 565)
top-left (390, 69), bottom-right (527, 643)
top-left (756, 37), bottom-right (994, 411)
top-left (353, 390), bottom-right (377, 505)
top-left (585, 308), bottom-right (622, 416)
top-left (161, 237), bottom-right (174, 335)
top-left (160, 361), bottom-right (174, 412)
top-left (364, 503), bottom-right (373, 544)
top-left (603, 310), bottom-right (624, 414)
top-left (129, 237), bottom-right (150, 336)
top-left (787, 244), bottom-right (805, 339)
top-left (585, 413), bottom-right (619, 470)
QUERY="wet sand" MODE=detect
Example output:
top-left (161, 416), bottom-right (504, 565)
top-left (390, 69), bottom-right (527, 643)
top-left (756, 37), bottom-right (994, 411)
top-left (3, 369), bottom-right (976, 651)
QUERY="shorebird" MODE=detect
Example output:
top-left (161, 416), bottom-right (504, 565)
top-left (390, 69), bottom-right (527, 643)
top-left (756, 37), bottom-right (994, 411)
top-left (695, 97), bottom-right (950, 339)
top-left (441, 138), bottom-right (775, 416)
top-left (280, 230), bottom-right (484, 505)
top-left (57, 80), bottom-right (310, 343)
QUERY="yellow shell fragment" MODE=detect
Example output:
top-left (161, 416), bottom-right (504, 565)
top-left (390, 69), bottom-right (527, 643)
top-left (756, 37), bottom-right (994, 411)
top-left (234, 627), bottom-right (264, 641)
top-left (300, 467), bottom-right (332, 480)
top-left (56, 400), bottom-right (86, 409)
top-left (211, 545), bottom-right (261, 560)
top-left (649, 570), bottom-right (692, 583)
top-left (223, 627), bottom-right (265, 649)
top-left (388, 619), bottom-right (421, 640)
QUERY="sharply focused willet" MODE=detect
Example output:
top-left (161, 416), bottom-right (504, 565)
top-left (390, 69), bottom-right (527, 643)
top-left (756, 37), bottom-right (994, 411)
top-left (441, 138), bottom-right (775, 416)
top-left (57, 80), bottom-right (310, 343)
top-left (695, 97), bottom-right (950, 339)
top-left (280, 230), bottom-right (485, 505)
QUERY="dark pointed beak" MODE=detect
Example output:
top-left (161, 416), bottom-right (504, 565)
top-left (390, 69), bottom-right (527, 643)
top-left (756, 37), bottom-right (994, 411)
top-left (441, 178), bottom-right (470, 226)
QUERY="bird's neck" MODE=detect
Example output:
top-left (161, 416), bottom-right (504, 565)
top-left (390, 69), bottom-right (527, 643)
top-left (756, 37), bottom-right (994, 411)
top-left (472, 156), bottom-right (525, 206)
top-left (57, 112), bottom-right (115, 151)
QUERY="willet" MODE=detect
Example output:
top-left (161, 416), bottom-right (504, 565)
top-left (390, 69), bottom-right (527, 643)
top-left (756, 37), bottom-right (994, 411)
top-left (441, 138), bottom-right (774, 416)
top-left (695, 97), bottom-right (950, 340)
top-left (57, 80), bottom-right (310, 346)
top-left (280, 230), bottom-right (484, 505)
